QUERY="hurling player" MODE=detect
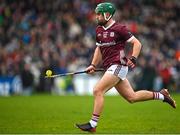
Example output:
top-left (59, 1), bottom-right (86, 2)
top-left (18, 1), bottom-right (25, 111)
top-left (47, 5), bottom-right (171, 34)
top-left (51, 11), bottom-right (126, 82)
top-left (76, 2), bottom-right (176, 133)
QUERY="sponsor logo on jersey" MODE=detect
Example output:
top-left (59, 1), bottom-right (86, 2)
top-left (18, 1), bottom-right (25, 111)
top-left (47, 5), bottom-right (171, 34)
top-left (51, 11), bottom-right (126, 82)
top-left (96, 41), bottom-right (116, 46)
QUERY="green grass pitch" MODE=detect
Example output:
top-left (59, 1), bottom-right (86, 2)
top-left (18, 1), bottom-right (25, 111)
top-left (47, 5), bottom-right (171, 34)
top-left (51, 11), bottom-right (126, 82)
top-left (0, 94), bottom-right (179, 134)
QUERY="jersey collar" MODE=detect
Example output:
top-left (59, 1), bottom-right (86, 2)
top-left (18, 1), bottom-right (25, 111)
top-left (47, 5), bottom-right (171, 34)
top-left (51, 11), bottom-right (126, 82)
top-left (102, 20), bottom-right (115, 30)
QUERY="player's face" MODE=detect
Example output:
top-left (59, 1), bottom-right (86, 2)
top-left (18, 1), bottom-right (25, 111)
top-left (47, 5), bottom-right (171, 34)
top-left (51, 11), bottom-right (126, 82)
top-left (96, 13), bottom-right (107, 26)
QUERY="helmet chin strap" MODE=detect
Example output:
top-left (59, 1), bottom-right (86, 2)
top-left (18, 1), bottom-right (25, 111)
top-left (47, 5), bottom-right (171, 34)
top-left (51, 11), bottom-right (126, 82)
top-left (103, 13), bottom-right (112, 21)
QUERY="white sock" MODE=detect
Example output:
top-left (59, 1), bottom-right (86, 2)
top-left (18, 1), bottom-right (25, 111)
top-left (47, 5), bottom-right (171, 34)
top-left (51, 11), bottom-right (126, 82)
top-left (89, 120), bottom-right (97, 128)
top-left (89, 113), bottom-right (100, 127)
top-left (153, 92), bottom-right (164, 100)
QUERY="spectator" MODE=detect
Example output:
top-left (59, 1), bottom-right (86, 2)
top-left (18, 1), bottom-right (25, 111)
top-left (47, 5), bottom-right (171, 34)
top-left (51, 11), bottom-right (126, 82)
top-left (20, 63), bottom-right (34, 95)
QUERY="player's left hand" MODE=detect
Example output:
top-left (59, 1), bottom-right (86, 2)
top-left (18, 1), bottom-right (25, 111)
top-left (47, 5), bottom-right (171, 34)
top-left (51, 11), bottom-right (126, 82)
top-left (127, 56), bottom-right (137, 68)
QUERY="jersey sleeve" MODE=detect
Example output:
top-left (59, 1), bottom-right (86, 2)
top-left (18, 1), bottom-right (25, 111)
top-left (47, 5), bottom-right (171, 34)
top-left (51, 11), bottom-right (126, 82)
top-left (117, 25), bottom-right (134, 42)
top-left (96, 27), bottom-right (101, 46)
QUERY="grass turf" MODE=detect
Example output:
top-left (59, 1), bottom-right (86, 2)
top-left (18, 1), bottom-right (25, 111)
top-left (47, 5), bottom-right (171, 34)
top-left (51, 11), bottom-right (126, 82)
top-left (0, 94), bottom-right (179, 134)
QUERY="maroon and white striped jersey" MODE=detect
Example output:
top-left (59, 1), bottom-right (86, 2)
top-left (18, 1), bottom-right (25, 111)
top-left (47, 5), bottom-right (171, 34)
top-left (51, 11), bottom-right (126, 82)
top-left (96, 21), bottom-right (134, 69)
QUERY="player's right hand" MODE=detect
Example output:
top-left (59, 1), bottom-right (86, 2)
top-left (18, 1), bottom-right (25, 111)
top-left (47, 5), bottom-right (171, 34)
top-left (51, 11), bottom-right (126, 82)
top-left (86, 64), bottom-right (96, 74)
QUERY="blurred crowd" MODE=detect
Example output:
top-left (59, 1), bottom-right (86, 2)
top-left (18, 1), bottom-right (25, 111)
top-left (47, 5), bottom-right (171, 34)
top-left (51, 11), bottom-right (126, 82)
top-left (0, 0), bottom-right (179, 94)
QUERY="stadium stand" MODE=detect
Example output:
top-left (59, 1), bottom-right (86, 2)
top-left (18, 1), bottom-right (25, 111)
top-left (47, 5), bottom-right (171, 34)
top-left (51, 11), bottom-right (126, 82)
top-left (0, 0), bottom-right (179, 95)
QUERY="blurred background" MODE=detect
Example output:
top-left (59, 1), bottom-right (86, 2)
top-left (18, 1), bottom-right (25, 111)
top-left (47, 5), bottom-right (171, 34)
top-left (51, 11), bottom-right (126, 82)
top-left (0, 0), bottom-right (179, 96)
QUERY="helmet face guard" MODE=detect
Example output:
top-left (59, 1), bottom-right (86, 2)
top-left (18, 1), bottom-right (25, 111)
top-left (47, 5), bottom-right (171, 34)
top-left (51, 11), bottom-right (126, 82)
top-left (95, 2), bottom-right (116, 21)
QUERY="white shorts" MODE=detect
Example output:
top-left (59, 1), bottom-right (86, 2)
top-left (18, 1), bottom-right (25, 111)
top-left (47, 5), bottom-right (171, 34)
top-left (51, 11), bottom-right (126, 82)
top-left (106, 65), bottom-right (128, 80)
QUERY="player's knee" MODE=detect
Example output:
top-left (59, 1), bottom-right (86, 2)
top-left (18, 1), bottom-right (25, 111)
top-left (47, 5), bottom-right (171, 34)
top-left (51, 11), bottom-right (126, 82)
top-left (126, 96), bottom-right (136, 104)
top-left (93, 88), bottom-right (103, 97)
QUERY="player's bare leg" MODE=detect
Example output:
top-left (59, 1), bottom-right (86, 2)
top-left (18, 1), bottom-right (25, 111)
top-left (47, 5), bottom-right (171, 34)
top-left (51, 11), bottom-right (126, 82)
top-left (115, 79), bottom-right (176, 108)
top-left (92, 72), bottom-right (119, 114)
top-left (76, 72), bottom-right (120, 132)
top-left (115, 79), bottom-right (153, 102)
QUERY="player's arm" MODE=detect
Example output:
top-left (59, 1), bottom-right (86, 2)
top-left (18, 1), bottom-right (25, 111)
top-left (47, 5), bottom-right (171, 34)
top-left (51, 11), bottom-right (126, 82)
top-left (127, 36), bottom-right (142, 68)
top-left (127, 37), bottom-right (142, 68)
top-left (118, 25), bottom-right (142, 68)
top-left (86, 46), bottom-right (102, 73)
top-left (129, 37), bottom-right (142, 58)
